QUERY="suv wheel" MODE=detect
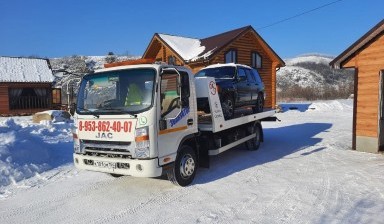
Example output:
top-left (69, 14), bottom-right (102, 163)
top-left (254, 93), bottom-right (264, 113)
top-left (221, 95), bottom-right (235, 119)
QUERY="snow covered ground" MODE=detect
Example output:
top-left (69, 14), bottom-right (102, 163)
top-left (1, 100), bottom-right (383, 223)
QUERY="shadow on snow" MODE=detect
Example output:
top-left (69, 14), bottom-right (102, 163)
top-left (278, 103), bottom-right (312, 112)
top-left (194, 122), bottom-right (332, 185)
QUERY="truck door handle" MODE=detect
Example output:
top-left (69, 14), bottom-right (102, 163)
top-left (187, 119), bottom-right (193, 125)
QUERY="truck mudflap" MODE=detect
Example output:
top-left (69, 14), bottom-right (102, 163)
top-left (73, 154), bottom-right (163, 177)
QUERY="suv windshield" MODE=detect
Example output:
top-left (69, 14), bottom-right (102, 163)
top-left (195, 66), bottom-right (235, 79)
top-left (76, 68), bottom-right (156, 115)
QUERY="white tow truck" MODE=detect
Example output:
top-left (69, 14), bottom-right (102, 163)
top-left (73, 61), bottom-right (276, 186)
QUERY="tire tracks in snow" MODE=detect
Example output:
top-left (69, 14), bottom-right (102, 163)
top-left (91, 167), bottom-right (238, 224)
top-left (0, 172), bottom-right (124, 222)
top-left (90, 183), bottom-right (199, 224)
top-left (193, 168), bottom-right (265, 224)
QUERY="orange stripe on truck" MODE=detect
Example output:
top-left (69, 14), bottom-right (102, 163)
top-left (159, 126), bottom-right (188, 135)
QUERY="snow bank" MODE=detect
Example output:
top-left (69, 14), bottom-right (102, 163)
top-left (0, 117), bottom-right (73, 188)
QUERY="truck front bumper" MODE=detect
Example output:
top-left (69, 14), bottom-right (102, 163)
top-left (73, 154), bottom-right (163, 177)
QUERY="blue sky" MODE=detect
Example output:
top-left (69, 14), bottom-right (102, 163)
top-left (0, 0), bottom-right (383, 59)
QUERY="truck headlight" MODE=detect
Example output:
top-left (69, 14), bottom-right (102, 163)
top-left (73, 127), bottom-right (85, 153)
top-left (135, 127), bottom-right (150, 158)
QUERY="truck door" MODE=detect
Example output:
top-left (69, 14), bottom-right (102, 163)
top-left (157, 68), bottom-right (195, 162)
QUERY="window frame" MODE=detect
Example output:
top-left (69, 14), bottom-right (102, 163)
top-left (168, 56), bottom-right (176, 65)
top-left (251, 51), bottom-right (262, 69)
top-left (225, 49), bottom-right (237, 63)
top-left (52, 88), bottom-right (62, 104)
top-left (160, 71), bottom-right (181, 119)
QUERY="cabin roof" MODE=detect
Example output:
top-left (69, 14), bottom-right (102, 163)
top-left (147, 25), bottom-right (284, 66)
top-left (330, 19), bottom-right (384, 68)
top-left (0, 57), bottom-right (54, 83)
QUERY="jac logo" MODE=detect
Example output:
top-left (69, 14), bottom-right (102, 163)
top-left (95, 132), bottom-right (113, 139)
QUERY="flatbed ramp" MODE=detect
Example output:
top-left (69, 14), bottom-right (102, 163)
top-left (198, 109), bottom-right (276, 132)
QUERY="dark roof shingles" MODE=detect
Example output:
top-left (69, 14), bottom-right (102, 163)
top-left (199, 26), bottom-right (250, 57)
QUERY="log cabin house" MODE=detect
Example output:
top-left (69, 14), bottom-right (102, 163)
top-left (330, 19), bottom-right (384, 153)
top-left (142, 25), bottom-right (285, 109)
top-left (0, 57), bottom-right (61, 115)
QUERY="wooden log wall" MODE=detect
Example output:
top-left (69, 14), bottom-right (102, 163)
top-left (343, 34), bottom-right (384, 137)
top-left (0, 83), bottom-right (10, 114)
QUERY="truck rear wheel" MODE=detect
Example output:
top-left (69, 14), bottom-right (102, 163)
top-left (167, 145), bottom-right (197, 186)
top-left (246, 124), bottom-right (261, 151)
top-left (109, 173), bottom-right (123, 178)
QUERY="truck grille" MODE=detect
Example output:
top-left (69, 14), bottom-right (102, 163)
top-left (82, 139), bottom-right (131, 146)
top-left (82, 140), bottom-right (133, 158)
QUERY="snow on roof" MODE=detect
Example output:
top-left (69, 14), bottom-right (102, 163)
top-left (0, 57), bottom-right (54, 82)
top-left (158, 34), bottom-right (205, 61)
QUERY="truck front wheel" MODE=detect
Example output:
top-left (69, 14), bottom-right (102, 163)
top-left (167, 145), bottom-right (197, 186)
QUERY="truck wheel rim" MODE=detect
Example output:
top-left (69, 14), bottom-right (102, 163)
top-left (180, 154), bottom-right (195, 178)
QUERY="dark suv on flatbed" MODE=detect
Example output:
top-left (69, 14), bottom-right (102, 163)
top-left (196, 63), bottom-right (265, 119)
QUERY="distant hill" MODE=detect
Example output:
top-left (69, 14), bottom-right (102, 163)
top-left (49, 55), bottom-right (139, 74)
top-left (277, 54), bottom-right (354, 101)
top-left (49, 55), bottom-right (139, 105)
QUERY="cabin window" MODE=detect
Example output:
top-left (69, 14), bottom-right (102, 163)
top-left (52, 88), bottom-right (61, 104)
top-left (168, 56), bottom-right (176, 65)
top-left (251, 52), bottom-right (262, 69)
top-left (225, 50), bottom-right (237, 63)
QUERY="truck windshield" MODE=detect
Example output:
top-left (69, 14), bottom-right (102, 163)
top-left (195, 66), bottom-right (235, 79)
top-left (76, 68), bottom-right (156, 115)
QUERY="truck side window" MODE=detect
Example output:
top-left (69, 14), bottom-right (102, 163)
top-left (160, 73), bottom-right (180, 118)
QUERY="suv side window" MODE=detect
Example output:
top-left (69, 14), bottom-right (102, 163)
top-left (245, 69), bottom-right (256, 83)
top-left (252, 69), bottom-right (262, 84)
top-left (237, 68), bottom-right (247, 81)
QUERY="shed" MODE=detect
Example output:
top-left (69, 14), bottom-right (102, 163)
top-left (330, 19), bottom-right (384, 153)
top-left (0, 57), bottom-right (61, 115)
top-left (142, 25), bottom-right (285, 109)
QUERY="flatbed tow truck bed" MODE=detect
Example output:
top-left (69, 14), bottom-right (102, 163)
top-left (194, 77), bottom-right (276, 157)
